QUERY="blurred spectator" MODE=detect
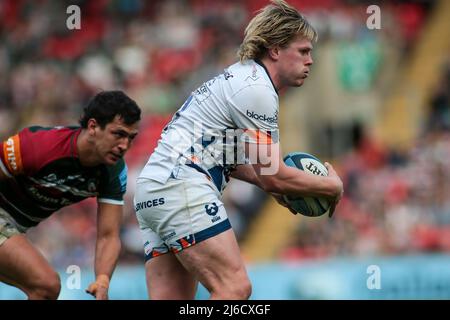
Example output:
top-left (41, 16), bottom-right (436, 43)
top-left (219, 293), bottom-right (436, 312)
top-left (281, 63), bottom-right (450, 260)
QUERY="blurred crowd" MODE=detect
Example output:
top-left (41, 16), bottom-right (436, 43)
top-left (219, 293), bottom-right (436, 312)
top-left (281, 63), bottom-right (450, 260)
top-left (0, 0), bottom-right (437, 268)
top-left (1, 0), bottom-right (272, 267)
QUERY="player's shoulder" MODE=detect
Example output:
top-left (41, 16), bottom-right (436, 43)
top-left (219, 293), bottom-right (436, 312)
top-left (0, 125), bottom-right (81, 175)
top-left (227, 60), bottom-right (274, 89)
top-left (19, 125), bottom-right (80, 158)
top-left (225, 60), bottom-right (277, 100)
top-left (21, 125), bottom-right (79, 139)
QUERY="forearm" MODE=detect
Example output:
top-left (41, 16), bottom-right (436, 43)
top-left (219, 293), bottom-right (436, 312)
top-left (262, 165), bottom-right (340, 198)
top-left (94, 235), bottom-right (121, 279)
top-left (230, 164), bottom-right (264, 189)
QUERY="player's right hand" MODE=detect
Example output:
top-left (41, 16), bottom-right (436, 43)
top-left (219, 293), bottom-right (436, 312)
top-left (271, 193), bottom-right (297, 215)
top-left (324, 162), bottom-right (344, 218)
top-left (86, 274), bottom-right (110, 300)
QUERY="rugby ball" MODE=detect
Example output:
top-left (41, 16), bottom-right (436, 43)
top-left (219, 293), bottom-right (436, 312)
top-left (283, 152), bottom-right (330, 217)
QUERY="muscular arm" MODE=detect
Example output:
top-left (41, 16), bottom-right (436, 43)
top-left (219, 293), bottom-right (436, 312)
top-left (230, 164), bottom-right (264, 189)
top-left (246, 142), bottom-right (342, 198)
top-left (245, 142), bottom-right (343, 216)
top-left (232, 157), bottom-right (340, 198)
top-left (88, 202), bottom-right (123, 299)
top-left (231, 164), bottom-right (298, 214)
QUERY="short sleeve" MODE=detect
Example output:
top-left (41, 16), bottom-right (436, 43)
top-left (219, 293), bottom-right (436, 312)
top-left (97, 160), bottom-right (127, 205)
top-left (228, 85), bottom-right (279, 145)
top-left (0, 131), bottom-right (27, 177)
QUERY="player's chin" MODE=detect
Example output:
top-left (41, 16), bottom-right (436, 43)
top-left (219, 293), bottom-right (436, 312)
top-left (105, 153), bottom-right (120, 164)
top-left (294, 79), bottom-right (305, 87)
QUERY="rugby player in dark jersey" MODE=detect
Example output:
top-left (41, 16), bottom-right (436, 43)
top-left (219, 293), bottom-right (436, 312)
top-left (0, 91), bottom-right (141, 299)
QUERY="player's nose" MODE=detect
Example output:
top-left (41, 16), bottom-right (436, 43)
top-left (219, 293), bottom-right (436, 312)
top-left (117, 139), bottom-right (130, 153)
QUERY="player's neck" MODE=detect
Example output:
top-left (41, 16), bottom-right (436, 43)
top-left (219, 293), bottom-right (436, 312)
top-left (76, 130), bottom-right (101, 167)
top-left (260, 57), bottom-right (283, 92)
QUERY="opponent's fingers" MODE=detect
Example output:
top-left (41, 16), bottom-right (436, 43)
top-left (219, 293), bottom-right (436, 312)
top-left (94, 286), bottom-right (109, 300)
top-left (86, 283), bottom-right (109, 299)
top-left (85, 283), bottom-right (98, 297)
top-left (85, 275), bottom-right (110, 298)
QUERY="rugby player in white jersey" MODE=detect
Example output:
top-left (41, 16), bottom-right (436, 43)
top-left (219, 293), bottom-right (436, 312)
top-left (134, 0), bottom-right (344, 299)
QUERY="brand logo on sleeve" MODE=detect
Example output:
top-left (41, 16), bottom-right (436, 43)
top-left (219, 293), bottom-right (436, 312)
top-left (3, 135), bottom-right (24, 175)
top-left (246, 110), bottom-right (278, 124)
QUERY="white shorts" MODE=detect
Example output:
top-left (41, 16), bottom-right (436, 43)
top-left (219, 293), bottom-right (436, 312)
top-left (134, 165), bottom-right (231, 262)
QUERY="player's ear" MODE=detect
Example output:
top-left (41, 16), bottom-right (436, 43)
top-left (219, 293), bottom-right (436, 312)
top-left (87, 119), bottom-right (98, 134)
top-left (267, 46), bottom-right (280, 61)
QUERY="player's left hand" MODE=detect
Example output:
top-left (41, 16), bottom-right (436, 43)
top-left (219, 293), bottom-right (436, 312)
top-left (271, 193), bottom-right (297, 215)
top-left (324, 162), bottom-right (344, 218)
top-left (86, 275), bottom-right (110, 300)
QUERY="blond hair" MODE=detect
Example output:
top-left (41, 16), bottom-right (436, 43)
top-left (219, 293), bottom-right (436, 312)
top-left (238, 0), bottom-right (317, 62)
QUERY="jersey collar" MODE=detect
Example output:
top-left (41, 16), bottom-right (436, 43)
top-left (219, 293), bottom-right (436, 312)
top-left (71, 127), bottom-right (82, 159)
top-left (254, 59), bottom-right (279, 96)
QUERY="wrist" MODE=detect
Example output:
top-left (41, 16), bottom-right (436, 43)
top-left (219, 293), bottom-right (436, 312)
top-left (331, 178), bottom-right (343, 197)
top-left (95, 274), bottom-right (110, 288)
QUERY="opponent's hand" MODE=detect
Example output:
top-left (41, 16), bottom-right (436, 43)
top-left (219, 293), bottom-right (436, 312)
top-left (86, 274), bottom-right (110, 300)
top-left (324, 162), bottom-right (344, 218)
top-left (271, 193), bottom-right (297, 215)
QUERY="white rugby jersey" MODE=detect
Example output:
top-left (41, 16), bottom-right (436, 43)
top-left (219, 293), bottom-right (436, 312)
top-left (138, 59), bottom-right (280, 193)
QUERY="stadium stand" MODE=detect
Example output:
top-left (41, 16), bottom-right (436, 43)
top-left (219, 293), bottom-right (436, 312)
top-left (1, 0), bottom-right (447, 275)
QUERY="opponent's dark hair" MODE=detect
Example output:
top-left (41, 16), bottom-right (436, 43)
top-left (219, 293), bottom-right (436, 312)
top-left (79, 91), bottom-right (141, 128)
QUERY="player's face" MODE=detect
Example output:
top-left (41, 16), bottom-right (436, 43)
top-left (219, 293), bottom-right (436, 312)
top-left (95, 116), bottom-right (139, 165)
top-left (277, 36), bottom-right (313, 88)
